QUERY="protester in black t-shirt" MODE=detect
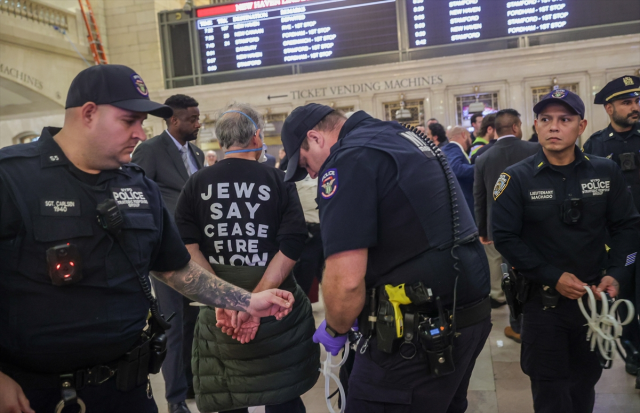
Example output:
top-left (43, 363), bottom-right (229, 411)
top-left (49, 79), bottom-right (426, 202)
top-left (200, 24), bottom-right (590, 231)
top-left (174, 104), bottom-right (319, 413)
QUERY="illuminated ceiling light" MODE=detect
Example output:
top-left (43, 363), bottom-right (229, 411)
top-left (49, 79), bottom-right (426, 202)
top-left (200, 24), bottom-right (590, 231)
top-left (395, 95), bottom-right (412, 120)
top-left (468, 101), bottom-right (485, 113)
top-left (264, 122), bottom-right (276, 133)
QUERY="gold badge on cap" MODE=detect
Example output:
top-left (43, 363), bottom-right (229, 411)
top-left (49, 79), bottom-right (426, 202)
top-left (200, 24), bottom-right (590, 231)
top-left (623, 77), bottom-right (634, 86)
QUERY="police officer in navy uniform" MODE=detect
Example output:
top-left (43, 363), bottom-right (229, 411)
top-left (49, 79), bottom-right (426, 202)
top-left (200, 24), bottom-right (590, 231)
top-left (280, 104), bottom-right (491, 412)
top-left (0, 65), bottom-right (295, 413)
top-left (582, 75), bottom-right (640, 379)
top-left (492, 89), bottom-right (640, 413)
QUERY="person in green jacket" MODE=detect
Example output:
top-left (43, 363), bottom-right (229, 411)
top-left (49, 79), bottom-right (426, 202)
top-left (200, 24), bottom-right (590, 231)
top-left (174, 104), bottom-right (320, 413)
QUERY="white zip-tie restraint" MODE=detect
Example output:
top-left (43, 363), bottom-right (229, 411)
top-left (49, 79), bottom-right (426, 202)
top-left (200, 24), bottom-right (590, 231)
top-left (320, 342), bottom-right (349, 413)
top-left (578, 285), bottom-right (635, 361)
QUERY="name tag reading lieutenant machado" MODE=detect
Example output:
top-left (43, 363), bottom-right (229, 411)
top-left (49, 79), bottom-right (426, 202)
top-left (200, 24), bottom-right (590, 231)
top-left (0, 65), bottom-right (294, 413)
top-left (280, 103), bottom-right (491, 413)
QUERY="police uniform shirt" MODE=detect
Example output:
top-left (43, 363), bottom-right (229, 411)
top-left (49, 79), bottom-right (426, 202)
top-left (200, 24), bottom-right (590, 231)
top-left (175, 158), bottom-right (307, 267)
top-left (492, 146), bottom-right (640, 287)
top-left (0, 127), bottom-right (191, 373)
top-left (583, 122), bottom-right (640, 211)
top-left (316, 112), bottom-right (485, 305)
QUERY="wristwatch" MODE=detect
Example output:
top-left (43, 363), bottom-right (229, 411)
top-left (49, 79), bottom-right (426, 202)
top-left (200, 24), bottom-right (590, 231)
top-left (325, 322), bottom-right (348, 338)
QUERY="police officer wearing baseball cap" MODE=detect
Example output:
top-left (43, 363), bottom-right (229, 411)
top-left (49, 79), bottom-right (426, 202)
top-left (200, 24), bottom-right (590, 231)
top-left (0, 64), bottom-right (295, 413)
top-left (281, 104), bottom-right (492, 412)
top-left (583, 76), bottom-right (640, 381)
top-left (492, 89), bottom-right (640, 412)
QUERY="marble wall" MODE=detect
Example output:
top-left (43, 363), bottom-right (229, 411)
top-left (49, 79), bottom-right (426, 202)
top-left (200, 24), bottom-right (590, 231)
top-left (146, 33), bottom-right (640, 147)
top-left (1, 0), bottom-right (637, 149)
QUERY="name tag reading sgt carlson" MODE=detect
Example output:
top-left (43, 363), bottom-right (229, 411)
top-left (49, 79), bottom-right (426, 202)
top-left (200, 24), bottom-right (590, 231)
top-left (40, 199), bottom-right (80, 216)
top-left (528, 189), bottom-right (555, 201)
top-left (111, 187), bottom-right (150, 209)
top-left (580, 178), bottom-right (611, 197)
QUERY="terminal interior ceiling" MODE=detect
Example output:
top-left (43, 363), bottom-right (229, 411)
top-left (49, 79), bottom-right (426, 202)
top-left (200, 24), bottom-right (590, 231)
top-left (0, 0), bottom-right (638, 149)
top-left (0, 2), bottom-right (639, 412)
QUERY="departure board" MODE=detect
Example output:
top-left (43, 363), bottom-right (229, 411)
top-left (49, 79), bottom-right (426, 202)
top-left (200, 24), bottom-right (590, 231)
top-left (407, 0), bottom-right (640, 48)
top-left (195, 0), bottom-right (398, 74)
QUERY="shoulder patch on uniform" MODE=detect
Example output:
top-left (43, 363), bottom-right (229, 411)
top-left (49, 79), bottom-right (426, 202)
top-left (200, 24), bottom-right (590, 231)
top-left (321, 169), bottom-right (338, 199)
top-left (397, 131), bottom-right (435, 158)
top-left (493, 173), bottom-right (511, 200)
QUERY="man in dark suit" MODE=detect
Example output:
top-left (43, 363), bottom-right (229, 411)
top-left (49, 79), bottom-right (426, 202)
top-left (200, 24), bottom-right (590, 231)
top-left (473, 109), bottom-right (538, 341)
top-left (132, 94), bottom-right (204, 413)
top-left (442, 126), bottom-right (474, 215)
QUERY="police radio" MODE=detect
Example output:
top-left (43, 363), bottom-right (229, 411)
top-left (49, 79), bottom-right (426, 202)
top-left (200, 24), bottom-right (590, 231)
top-left (46, 243), bottom-right (83, 286)
top-left (96, 199), bottom-right (123, 236)
top-left (417, 296), bottom-right (455, 377)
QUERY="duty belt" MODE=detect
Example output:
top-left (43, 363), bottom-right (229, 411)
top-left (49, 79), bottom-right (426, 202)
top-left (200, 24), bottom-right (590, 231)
top-left (0, 361), bottom-right (118, 390)
top-left (358, 280), bottom-right (491, 356)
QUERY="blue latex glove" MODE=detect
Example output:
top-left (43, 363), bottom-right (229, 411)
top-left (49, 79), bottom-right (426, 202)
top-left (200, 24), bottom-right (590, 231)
top-left (313, 319), bottom-right (350, 356)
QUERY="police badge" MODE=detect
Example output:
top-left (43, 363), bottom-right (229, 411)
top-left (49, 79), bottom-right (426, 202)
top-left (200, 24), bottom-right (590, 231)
top-left (552, 89), bottom-right (568, 99)
top-left (623, 77), bottom-right (634, 87)
top-left (493, 173), bottom-right (511, 200)
top-left (131, 74), bottom-right (149, 97)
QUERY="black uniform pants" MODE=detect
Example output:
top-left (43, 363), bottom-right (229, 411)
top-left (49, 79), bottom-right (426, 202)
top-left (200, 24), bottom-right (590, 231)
top-left (221, 396), bottom-right (306, 413)
top-left (619, 261), bottom-right (640, 352)
top-left (23, 377), bottom-right (157, 413)
top-left (152, 278), bottom-right (199, 403)
top-left (292, 223), bottom-right (324, 296)
top-left (521, 293), bottom-right (603, 413)
top-left (345, 317), bottom-right (491, 413)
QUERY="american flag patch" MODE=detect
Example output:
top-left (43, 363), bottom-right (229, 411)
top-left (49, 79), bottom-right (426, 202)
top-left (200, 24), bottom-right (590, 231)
top-left (626, 252), bottom-right (638, 266)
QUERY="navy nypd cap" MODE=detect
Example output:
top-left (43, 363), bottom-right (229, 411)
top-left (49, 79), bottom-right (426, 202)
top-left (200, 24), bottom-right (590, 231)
top-left (281, 103), bottom-right (334, 182)
top-left (65, 64), bottom-right (173, 118)
top-left (594, 75), bottom-right (640, 105)
top-left (533, 89), bottom-right (585, 119)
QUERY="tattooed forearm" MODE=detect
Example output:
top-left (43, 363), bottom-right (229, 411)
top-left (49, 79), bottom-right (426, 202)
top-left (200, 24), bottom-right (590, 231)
top-left (152, 261), bottom-right (251, 311)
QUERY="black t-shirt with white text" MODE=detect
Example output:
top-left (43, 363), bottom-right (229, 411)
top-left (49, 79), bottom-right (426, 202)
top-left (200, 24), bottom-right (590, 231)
top-left (175, 158), bottom-right (307, 267)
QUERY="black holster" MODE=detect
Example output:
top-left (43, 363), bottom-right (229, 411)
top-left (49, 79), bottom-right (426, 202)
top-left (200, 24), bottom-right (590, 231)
top-left (502, 268), bottom-right (528, 319)
top-left (116, 320), bottom-right (168, 391)
top-left (116, 336), bottom-right (151, 392)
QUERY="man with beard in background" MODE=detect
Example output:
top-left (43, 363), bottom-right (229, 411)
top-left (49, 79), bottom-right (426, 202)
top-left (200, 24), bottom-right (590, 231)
top-left (583, 75), bottom-right (640, 386)
top-left (132, 94), bottom-right (204, 413)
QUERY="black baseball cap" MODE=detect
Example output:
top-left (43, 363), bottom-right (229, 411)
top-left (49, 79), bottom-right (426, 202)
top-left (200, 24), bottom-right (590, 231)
top-left (594, 75), bottom-right (640, 104)
top-left (533, 89), bottom-right (585, 119)
top-left (281, 103), bottom-right (334, 182)
top-left (65, 64), bottom-right (173, 118)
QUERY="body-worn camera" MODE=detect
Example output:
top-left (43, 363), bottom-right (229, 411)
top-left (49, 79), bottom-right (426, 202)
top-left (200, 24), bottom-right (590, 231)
top-left (561, 198), bottom-right (583, 225)
top-left (619, 152), bottom-right (638, 171)
top-left (46, 244), bottom-right (83, 286)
